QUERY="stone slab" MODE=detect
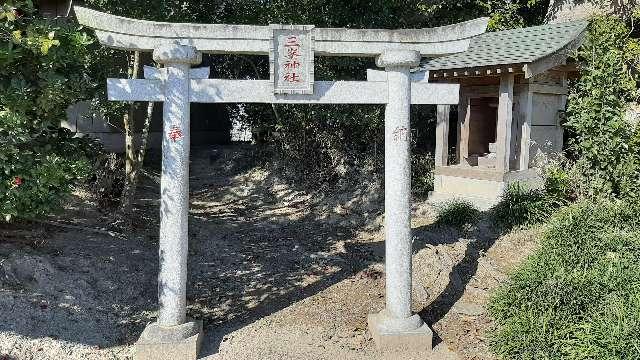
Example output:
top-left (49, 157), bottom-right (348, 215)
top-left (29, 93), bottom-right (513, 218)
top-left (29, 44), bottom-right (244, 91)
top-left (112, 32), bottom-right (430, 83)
top-left (428, 191), bottom-right (501, 211)
top-left (134, 320), bottom-right (203, 360)
top-left (367, 313), bottom-right (433, 353)
top-left (107, 78), bottom-right (460, 105)
top-left (429, 168), bottom-right (543, 210)
top-left (74, 6), bottom-right (489, 57)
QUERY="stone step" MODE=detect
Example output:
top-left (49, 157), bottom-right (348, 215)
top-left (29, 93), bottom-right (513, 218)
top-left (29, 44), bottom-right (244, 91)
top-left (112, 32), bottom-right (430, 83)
top-left (477, 153), bottom-right (496, 168)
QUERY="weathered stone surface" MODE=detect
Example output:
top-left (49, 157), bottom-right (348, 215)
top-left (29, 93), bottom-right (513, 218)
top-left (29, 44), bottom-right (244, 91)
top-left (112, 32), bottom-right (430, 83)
top-left (152, 44), bottom-right (202, 65)
top-left (134, 320), bottom-right (203, 360)
top-left (155, 44), bottom-right (201, 327)
top-left (368, 312), bottom-right (433, 353)
top-left (74, 6), bottom-right (488, 57)
top-left (365, 49), bottom-right (432, 351)
top-left (108, 79), bottom-right (460, 105)
top-left (376, 50), bottom-right (421, 68)
top-left (381, 50), bottom-right (418, 324)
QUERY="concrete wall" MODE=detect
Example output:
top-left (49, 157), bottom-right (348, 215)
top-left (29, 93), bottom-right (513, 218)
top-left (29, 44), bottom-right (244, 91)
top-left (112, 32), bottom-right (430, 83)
top-left (38, 0), bottom-right (72, 17)
top-left (527, 73), bottom-right (566, 166)
top-left (63, 101), bottom-right (233, 153)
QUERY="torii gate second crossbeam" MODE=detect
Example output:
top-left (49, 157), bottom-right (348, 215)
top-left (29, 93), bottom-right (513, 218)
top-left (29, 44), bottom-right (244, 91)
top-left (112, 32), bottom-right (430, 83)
top-left (75, 6), bottom-right (488, 359)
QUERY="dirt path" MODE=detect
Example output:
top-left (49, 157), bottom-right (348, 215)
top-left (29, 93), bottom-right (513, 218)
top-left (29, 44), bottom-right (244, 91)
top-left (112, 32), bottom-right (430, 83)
top-left (0, 145), bottom-right (539, 360)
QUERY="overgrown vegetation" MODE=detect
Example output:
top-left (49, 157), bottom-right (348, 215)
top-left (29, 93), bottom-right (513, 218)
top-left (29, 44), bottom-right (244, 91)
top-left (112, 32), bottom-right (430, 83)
top-left (489, 199), bottom-right (640, 359)
top-left (436, 200), bottom-right (481, 230)
top-left (564, 16), bottom-right (640, 200)
top-left (489, 15), bottom-right (640, 360)
top-left (0, 1), bottom-right (99, 221)
top-left (412, 151), bottom-right (435, 197)
top-left (492, 164), bottom-right (574, 230)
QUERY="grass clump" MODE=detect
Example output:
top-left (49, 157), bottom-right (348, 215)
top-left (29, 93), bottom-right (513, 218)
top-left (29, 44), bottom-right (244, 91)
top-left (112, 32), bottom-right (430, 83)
top-left (436, 200), bottom-right (480, 230)
top-left (489, 199), bottom-right (640, 359)
top-left (492, 183), bottom-right (553, 230)
top-left (492, 165), bottom-right (574, 230)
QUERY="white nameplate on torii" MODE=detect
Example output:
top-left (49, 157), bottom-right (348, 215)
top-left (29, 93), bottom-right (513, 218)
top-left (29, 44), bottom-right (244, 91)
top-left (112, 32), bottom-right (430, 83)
top-left (270, 24), bottom-right (315, 95)
top-left (108, 66), bottom-right (459, 105)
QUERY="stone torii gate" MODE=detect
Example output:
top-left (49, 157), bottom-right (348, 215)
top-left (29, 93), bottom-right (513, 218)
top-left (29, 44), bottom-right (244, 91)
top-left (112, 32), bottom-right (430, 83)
top-left (75, 7), bottom-right (487, 359)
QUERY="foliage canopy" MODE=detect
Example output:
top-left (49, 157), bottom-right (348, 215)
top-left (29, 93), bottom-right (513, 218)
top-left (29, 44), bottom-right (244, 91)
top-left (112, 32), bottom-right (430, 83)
top-left (564, 16), bottom-right (640, 200)
top-left (0, 0), bottom-right (98, 221)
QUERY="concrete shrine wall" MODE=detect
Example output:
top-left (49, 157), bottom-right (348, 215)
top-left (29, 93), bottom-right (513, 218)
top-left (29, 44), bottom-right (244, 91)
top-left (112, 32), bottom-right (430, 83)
top-left (453, 72), bottom-right (566, 171)
top-left (428, 68), bottom-right (569, 209)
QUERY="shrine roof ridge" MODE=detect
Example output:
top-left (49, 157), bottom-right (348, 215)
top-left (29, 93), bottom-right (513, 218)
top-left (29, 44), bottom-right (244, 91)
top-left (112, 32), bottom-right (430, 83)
top-left (74, 6), bottom-right (488, 57)
top-left (420, 20), bottom-right (588, 77)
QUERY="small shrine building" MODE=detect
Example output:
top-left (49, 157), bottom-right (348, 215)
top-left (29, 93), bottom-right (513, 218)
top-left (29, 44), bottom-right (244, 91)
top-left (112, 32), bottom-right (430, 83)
top-left (421, 20), bottom-right (589, 209)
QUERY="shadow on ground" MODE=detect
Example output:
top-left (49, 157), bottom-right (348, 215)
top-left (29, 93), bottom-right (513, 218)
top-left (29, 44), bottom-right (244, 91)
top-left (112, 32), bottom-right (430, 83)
top-left (413, 221), bottom-right (499, 332)
top-left (0, 145), bottom-right (501, 359)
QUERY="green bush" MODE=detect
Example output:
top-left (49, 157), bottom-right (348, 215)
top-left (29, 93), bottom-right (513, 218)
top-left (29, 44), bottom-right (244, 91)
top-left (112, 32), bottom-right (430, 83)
top-left (492, 162), bottom-right (575, 230)
top-left (489, 199), bottom-right (640, 359)
top-left (436, 199), bottom-right (480, 230)
top-left (492, 183), bottom-right (552, 229)
top-left (0, 1), bottom-right (98, 221)
top-left (564, 16), bottom-right (640, 200)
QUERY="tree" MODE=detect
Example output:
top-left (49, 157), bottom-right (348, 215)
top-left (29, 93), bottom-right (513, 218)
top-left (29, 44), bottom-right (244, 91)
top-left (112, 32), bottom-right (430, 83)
top-left (81, 0), bottom-right (169, 226)
top-left (564, 16), bottom-right (640, 199)
top-left (0, 0), bottom-right (98, 221)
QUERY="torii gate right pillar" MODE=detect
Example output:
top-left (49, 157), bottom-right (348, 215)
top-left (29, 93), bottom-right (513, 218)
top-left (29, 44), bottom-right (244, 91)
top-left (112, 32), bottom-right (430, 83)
top-left (368, 50), bottom-right (433, 352)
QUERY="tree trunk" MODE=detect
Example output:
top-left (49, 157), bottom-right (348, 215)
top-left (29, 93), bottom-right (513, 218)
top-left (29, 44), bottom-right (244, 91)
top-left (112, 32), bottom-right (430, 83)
top-left (119, 51), bottom-right (155, 228)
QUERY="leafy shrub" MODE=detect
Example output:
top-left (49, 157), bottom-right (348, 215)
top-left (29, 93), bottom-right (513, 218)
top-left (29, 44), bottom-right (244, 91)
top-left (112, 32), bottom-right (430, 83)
top-left (564, 16), bottom-right (640, 200)
top-left (492, 183), bottom-right (552, 229)
top-left (87, 153), bottom-right (125, 208)
top-left (489, 199), bottom-right (640, 359)
top-left (492, 181), bottom-right (571, 230)
top-left (492, 161), bottom-right (575, 230)
top-left (436, 200), bottom-right (480, 230)
top-left (542, 160), bottom-right (577, 202)
top-left (0, 1), bottom-right (99, 221)
top-left (411, 151), bottom-right (434, 198)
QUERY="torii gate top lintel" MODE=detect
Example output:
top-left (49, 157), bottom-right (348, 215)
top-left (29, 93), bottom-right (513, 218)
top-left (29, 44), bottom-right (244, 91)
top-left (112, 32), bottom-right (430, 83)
top-left (74, 6), bottom-right (488, 57)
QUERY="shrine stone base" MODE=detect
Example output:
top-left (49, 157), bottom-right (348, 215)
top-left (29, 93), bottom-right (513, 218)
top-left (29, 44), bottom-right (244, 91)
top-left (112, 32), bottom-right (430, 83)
top-left (367, 312), bottom-right (433, 353)
top-left (428, 167), bottom-right (543, 210)
top-left (134, 320), bottom-right (203, 360)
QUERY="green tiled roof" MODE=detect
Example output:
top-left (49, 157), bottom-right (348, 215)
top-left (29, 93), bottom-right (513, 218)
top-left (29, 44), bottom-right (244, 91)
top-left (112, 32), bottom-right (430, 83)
top-left (421, 20), bottom-right (588, 71)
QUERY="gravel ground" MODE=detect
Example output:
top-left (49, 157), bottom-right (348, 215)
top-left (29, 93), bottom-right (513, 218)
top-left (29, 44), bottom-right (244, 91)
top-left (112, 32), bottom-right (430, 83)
top-left (0, 145), bottom-right (540, 360)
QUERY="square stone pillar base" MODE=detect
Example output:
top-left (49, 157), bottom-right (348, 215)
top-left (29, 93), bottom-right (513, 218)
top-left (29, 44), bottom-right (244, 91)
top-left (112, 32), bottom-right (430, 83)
top-left (134, 320), bottom-right (203, 360)
top-left (368, 312), bottom-right (433, 353)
